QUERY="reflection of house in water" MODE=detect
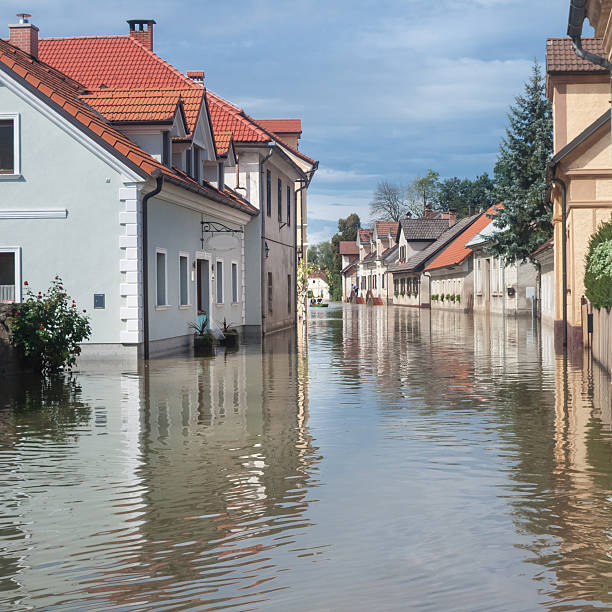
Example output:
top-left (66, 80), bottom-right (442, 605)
top-left (113, 334), bottom-right (318, 608)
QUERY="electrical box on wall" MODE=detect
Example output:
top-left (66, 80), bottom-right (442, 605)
top-left (94, 294), bottom-right (105, 309)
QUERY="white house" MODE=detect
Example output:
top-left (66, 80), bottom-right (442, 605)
top-left (0, 16), bottom-right (317, 357)
top-left (308, 270), bottom-right (330, 300)
top-left (339, 241), bottom-right (359, 301)
top-left (532, 238), bottom-right (555, 326)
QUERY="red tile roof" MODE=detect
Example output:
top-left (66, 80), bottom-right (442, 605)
top-left (80, 89), bottom-right (205, 132)
top-left (0, 38), bottom-right (256, 217)
top-left (256, 119), bottom-right (302, 134)
top-left (532, 236), bottom-right (554, 256)
top-left (546, 37), bottom-right (608, 73)
top-left (359, 229), bottom-right (373, 242)
top-left (309, 269), bottom-right (328, 282)
top-left (375, 221), bottom-right (400, 238)
top-left (425, 206), bottom-right (500, 271)
top-left (339, 241), bottom-right (359, 255)
top-left (38, 35), bottom-right (317, 166)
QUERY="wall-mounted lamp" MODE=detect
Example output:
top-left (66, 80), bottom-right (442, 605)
top-left (265, 241), bottom-right (270, 258)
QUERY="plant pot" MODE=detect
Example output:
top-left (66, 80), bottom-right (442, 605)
top-left (221, 330), bottom-right (239, 348)
top-left (194, 334), bottom-right (215, 356)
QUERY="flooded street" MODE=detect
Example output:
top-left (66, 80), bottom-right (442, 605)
top-left (1, 304), bottom-right (611, 611)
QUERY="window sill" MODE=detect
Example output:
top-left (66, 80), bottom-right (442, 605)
top-left (231, 301), bottom-right (240, 306)
top-left (155, 305), bottom-right (169, 311)
top-left (215, 302), bottom-right (224, 307)
top-left (178, 304), bottom-right (191, 310)
top-left (0, 173), bottom-right (22, 181)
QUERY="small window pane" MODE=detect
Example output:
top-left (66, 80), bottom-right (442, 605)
top-left (266, 170), bottom-right (271, 216)
top-left (0, 120), bottom-right (14, 174)
top-left (179, 255), bottom-right (188, 306)
top-left (287, 186), bottom-right (291, 226)
top-left (156, 252), bottom-right (166, 306)
top-left (216, 261), bottom-right (223, 303)
top-left (0, 252), bottom-right (15, 303)
top-left (232, 263), bottom-right (238, 303)
top-left (278, 178), bottom-right (282, 221)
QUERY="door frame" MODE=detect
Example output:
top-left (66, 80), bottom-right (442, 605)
top-left (195, 251), bottom-right (212, 317)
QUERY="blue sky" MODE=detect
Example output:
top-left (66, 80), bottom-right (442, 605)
top-left (5, 1), bottom-right (587, 243)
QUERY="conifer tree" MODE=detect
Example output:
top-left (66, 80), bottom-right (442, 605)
top-left (490, 62), bottom-right (553, 262)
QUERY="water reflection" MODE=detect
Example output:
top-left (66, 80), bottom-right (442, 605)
top-left (0, 309), bottom-right (611, 610)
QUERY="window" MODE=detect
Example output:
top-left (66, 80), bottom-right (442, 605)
top-left (156, 249), bottom-right (167, 306)
top-left (216, 260), bottom-right (223, 304)
top-left (476, 258), bottom-right (482, 294)
top-left (179, 254), bottom-right (189, 306)
top-left (382, 274), bottom-right (385, 289)
top-left (287, 186), bottom-right (291, 226)
top-left (394, 279), bottom-right (398, 294)
top-left (0, 248), bottom-right (20, 303)
top-left (162, 132), bottom-right (171, 166)
top-left (186, 149), bottom-right (192, 176)
top-left (266, 170), bottom-right (271, 216)
top-left (193, 147), bottom-right (200, 182)
top-left (268, 272), bottom-right (273, 314)
top-left (232, 262), bottom-right (238, 303)
top-left (287, 274), bottom-right (292, 314)
top-left (278, 178), bottom-right (283, 221)
top-left (0, 115), bottom-right (19, 177)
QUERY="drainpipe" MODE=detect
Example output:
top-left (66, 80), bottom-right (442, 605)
top-left (568, 1), bottom-right (612, 70)
top-left (142, 173), bottom-right (164, 360)
top-left (552, 173), bottom-right (568, 348)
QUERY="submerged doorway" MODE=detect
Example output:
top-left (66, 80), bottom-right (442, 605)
top-left (196, 258), bottom-right (210, 317)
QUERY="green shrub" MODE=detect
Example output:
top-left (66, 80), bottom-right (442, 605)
top-left (450, 294), bottom-right (456, 302)
top-left (456, 294), bottom-right (461, 303)
top-left (440, 294), bottom-right (445, 301)
top-left (431, 294), bottom-right (438, 301)
top-left (10, 276), bottom-right (91, 375)
top-left (446, 294), bottom-right (452, 301)
top-left (584, 217), bottom-right (612, 309)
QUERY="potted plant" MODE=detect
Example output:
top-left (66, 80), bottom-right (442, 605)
top-left (450, 294), bottom-right (456, 303)
top-left (189, 316), bottom-right (214, 356)
top-left (440, 294), bottom-right (445, 302)
top-left (456, 294), bottom-right (461, 304)
top-left (400, 291), bottom-right (405, 297)
top-left (446, 293), bottom-right (451, 302)
top-left (221, 318), bottom-right (239, 348)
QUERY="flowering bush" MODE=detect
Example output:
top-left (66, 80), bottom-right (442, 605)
top-left (10, 277), bottom-right (91, 375)
top-left (584, 218), bottom-right (612, 309)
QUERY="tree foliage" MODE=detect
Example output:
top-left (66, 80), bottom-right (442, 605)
top-left (369, 181), bottom-right (406, 221)
top-left (438, 173), bottom-right (495, 218)
top-left (407, 169), bottom-right (440, 215)
top-left (584, 217), bottom-right (612, 309)
top-left (489, 61), bottom-right (553, 263)
top-left (10, 276), bottom-right (91, 375)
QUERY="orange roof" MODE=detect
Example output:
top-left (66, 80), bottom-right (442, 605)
top-left (359, 229), bottom-right (373, 242)
top-left (257, 119), bottom-right (302, 134)
top-left (425, 206), bottom-right (500, 271)
top-left (38, 35), bottom-right (317, 166)
top-left (80, 89), bottom-right (205, 131)
top-left (339, 241), bottom-right (359, 255)
top-left (0, 38), bottom-right (256, 217)
top-left (375, 221), bottom-right (399, 238)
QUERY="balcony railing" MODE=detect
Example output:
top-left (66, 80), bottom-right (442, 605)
top-left (0, 284), bottom-right (15, 302)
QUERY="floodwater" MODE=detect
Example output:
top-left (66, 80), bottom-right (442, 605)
top-left (0, 305), bottom-right (611, 611)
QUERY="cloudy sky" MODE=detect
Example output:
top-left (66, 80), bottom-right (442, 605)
top-left (4, 1), bottom-right (586, 243)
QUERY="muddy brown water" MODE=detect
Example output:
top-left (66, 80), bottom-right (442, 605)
top-left (0, 304), bottom-right (611, 611)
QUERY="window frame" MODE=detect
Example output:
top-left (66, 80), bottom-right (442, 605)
top-left (162, 131), bottom-right (171, 167)
top-left (287, 185), bottom-right (291, 226)
top-left (216, 259), bottom-right (224, 304)
top-left (231, 261), bottom-right (238, 304)
top-left (0, 114), bottom-right (21, 179)
top-left (178, 252), bottom-right (190, 308)
top-left (0, 246), bottom-right (21, 302)
top-left (155, 248), bottom-right (168, 308)
top-left (277, 178), bottom-right (282, 222)
top-left (193, 147), bottom-right (200, 182)
top-left (267, 272), bottom-right (273, 314)
top-left (266, 169), bottom-right (272, 217)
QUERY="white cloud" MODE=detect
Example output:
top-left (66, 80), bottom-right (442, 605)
top-left (314, 168), bottom-right (381, 183)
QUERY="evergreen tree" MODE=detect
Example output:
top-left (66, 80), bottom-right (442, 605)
top-left (490, 61), bottom-right (553, 263)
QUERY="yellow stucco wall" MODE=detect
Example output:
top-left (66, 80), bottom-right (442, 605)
top-left (565, 83), bottom-right (610, 144)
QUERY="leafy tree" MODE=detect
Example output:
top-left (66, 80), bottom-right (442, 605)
top-left (438, 173), bottom-right (495, 218)
top-left (307, 244), bottom-right (321, 265)
top-left (407, 169), bottom-right (440, 216)
top-left (369, 181), bottom-right (407, 221)
top-left (490, 61), bottom-right (553, 263)
top-left (584, 216), bottom-right (612, 309)
top-left (337, 213), bottom-right (361, 242)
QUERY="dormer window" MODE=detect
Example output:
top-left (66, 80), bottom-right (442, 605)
top-left (162, 132), bottom-right (171, 167)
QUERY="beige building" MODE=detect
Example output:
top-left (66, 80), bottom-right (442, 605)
top-left (547, 37), bottom-right (612, 348)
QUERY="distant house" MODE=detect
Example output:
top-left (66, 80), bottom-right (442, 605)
top-left (308, 270), bottom-right (330, 300)
top-left (389, 213), bottom-right (466, 307)
top-left (532, 238), bottom-right (554, 326)
top-left (465, 222), bottom-right (537, 316)
top-left (339, 241), bottom-right (359, 301)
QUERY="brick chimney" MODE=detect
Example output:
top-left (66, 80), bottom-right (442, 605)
top-left (9, 13), bottom-right (39, 58)
top-left (127, 19), bottom-right (156, 51)
top-left (448, 209), bottom-right (457, 227)
top-left (186, 70), bottom-right (205, 85)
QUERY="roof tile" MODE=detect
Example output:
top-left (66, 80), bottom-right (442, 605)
top-left (546, 37), bottom-right (608, 73)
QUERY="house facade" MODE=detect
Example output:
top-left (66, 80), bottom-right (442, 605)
top-left (339, 241), bottom-right (359, 301)
top-left (533, 238), bottom-right (555, 326)
top-left (547, 37), bottom-right (612, 347)
top-left (308, 270), bottom-right (330, 300)
top-left (0, 16), bottom-right (317, 356)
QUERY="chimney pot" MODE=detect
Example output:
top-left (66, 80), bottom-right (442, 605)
top-left (127, 19), bottom-right (156, 51)
top-left (9, 14), bottom-right (39, 58)
top-left (187, 70), bottom-right (205, 84)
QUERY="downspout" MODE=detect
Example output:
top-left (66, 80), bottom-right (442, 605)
top-left (567, 1), bottom-right (612, 70)
top-left (260, 147), bottom-right (274, 335)
top-left (142, 173), bottom-right (164, 360)
top-left (552, 172), bottom-right (568, 348)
